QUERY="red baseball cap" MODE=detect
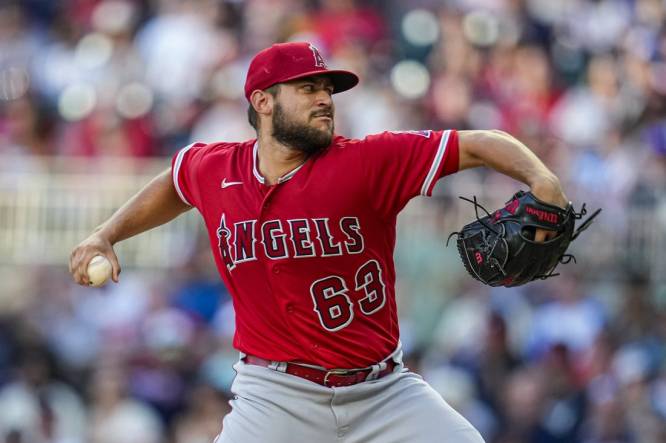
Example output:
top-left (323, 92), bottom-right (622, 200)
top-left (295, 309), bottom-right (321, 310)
top-left (244, 42), bottom-right (359, 101)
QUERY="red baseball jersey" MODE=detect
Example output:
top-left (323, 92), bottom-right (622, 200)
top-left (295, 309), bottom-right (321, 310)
top-left (171, 130), bottom-right (459, 368)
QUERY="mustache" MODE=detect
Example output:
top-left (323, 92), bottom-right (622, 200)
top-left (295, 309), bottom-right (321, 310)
top-left (310, 108), bottom-right (334, 119)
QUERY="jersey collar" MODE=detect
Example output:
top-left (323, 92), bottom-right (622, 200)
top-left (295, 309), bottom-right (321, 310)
top-left (252, 141), bottom-right (306, 185)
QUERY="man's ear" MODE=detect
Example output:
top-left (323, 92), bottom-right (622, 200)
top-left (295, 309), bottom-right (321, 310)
top-left (250, 90), bottom-right (274, 117)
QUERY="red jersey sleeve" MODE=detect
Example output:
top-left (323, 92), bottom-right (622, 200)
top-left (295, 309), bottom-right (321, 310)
top-left (358, 129), bottom-right (459, 217)
top-left (171, 142), bottom-right (208, 208)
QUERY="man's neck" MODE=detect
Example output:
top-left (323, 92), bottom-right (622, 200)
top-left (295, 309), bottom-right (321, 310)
top-left (256, 134), bottom-right (309, 185)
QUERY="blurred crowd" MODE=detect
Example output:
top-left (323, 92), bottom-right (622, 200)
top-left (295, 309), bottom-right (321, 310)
top-left (0, 0), bottom-right (665, 442)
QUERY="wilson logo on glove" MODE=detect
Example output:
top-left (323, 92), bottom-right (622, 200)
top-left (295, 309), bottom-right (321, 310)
top-left (525, 205), bottom-right (558, 223)
top-left (447, 191), bottom-right (601, 287)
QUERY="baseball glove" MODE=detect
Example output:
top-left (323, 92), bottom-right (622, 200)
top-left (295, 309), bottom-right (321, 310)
top-left (448, 191), bottom-right (601, 287)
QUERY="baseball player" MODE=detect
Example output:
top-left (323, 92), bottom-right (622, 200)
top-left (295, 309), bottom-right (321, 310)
top-left (70, 42), bottom-right (568, 443)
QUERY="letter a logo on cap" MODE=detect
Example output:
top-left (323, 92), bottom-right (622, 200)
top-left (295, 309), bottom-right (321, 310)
top-left (309, 44), bottom-right (327, 68)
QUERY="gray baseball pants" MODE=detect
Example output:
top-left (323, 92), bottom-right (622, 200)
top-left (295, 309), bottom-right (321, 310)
top-left (214, 358), bottom-right (485, 443)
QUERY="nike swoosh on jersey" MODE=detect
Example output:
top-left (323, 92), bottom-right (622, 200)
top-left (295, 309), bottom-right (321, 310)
top-left (221, 178), bottom-right (243, 188)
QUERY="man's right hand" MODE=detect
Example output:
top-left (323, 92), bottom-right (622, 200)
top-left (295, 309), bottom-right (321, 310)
top-left (69, 232), bottom-right (121, 286)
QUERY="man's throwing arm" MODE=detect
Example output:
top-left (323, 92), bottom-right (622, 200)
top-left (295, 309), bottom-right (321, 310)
top-left (69, 168), bottom-right (192, 286)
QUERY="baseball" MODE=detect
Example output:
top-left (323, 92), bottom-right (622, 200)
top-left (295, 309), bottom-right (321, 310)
top-left (87, 255), bottom-right (112, 287)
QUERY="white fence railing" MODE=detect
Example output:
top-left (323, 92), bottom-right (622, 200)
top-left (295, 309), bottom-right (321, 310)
top-left (0, 156), bottom-right (663, 281)
top-left (0, 156), bottom-right (201, 269)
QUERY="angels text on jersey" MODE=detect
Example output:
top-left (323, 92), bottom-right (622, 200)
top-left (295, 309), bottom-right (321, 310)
top-left (217, 214), bottom-right (365, 270)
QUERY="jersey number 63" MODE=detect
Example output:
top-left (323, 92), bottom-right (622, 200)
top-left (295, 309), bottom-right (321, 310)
top-left (309, 259), bottom-right (386, 332)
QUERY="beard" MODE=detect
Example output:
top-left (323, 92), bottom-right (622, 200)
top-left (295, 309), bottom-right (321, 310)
top-left (271, 103), bottom-right (334, 155)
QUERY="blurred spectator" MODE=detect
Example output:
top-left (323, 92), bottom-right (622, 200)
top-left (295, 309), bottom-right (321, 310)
top-left (305, 0), bottom-right (387, 52)
top-left (0, 95), bottom-right (55, 157)
top-left (172, 383), bottom-right (231, 443)
top-left (496, 367), bottom-right (546, 443)
top-left (535, 344), bottom-right (587, 443)
top-left (88, 362), bottom-right (164, 443)
top-left (527, 276), bottom-right (606, 360)
top-left (0, 343), bottom-right (86, 443)
top-left (470, 313), bottom-right (521, 419)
